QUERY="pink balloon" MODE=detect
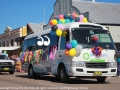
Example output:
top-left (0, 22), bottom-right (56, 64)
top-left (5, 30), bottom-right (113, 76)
top-left (57, 24), bottom-right (64, 29)
top-left (79, 15), bottom-right (84, 22)
top-left (59, 14), bottom-right (64, 19)
top-left (72, 12), bottom-right (76, 19)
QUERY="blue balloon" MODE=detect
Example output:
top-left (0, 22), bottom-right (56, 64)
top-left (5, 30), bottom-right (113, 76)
top-left (71, 40), bottom-right (78, 48)
top-left (65, 19), bottom-right (70, 23)
top-left (50, 30), bottom-right (56, 36)
top-left (54, 16), bottom-right (59, 21)
top-left (75, 17), bottom-right (80, 22)
top-left (58, 20), bottom-right (63, 24)
top-left (64, 14), bottom-right (69, 19)
top-left (69, 15), bottom-right (74, 20)
top-left (70, 20), bottom-right (75, 22)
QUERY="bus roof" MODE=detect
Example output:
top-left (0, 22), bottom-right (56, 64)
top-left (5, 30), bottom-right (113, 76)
top-left (25, 22), bottom-right (108, 40)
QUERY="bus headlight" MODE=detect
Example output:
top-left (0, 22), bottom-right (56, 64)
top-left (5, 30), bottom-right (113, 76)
top-left (109, 62), bottom-right (117, 68)
top-left (72, 61), bottom-right (85, 67)
top-left (12, 62), bottom-right (15, 65)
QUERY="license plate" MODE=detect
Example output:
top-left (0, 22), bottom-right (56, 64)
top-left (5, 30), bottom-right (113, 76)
top-left (4, 68), bottom-right (9, 70)
top-left (93, 71), bottom-right (102, 76)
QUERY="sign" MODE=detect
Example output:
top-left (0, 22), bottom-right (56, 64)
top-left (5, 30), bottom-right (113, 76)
top-left (22, 27), bottom-right (27, 36)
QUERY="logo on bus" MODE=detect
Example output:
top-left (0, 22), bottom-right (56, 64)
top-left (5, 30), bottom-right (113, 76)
top-left (37, 35), bottom-right (50, 46)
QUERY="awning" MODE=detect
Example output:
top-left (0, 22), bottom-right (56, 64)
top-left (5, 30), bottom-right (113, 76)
top-left (0, 46), bottom-right (20, 50)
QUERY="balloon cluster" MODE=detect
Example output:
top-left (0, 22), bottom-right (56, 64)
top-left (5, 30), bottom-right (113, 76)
top-left (65, 40), bottom-right (83, 57)
top-left (50, 12), bottom-right (88, 36)
top-left (91, 46), bottom-right (103, 57)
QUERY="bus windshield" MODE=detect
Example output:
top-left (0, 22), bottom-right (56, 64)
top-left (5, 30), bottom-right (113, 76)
top-left (71, 28), bottom-right (116, 49)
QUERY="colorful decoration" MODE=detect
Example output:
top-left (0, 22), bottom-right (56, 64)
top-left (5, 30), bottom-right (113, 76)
top-left (49, 45), bottom-right (57, 60)
top-left (49, 12), bottom-right (89, 36)
top-left (91, 46), bottom-right (103, 57)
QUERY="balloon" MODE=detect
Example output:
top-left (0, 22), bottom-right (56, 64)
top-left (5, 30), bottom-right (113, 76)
top-left (62, 31), bottom-right (67, 37)
top-left (51, 25), bottom-right (58, 31)
top-left (54, 16), bottom-right (59, 21)
top-left (58, 20), bottom-right (63, 24)
top-left (50, 30), bottom-right (56, 36)
top-left (75, 17), bottom-right (80, 22)
top-left (70, 20), bottom-right (75, 22)
top-left (92, 36), bottom-right (98, 41)
top-left (68, 13), bottom-right (70, 16)
top-left (60, 19), bottom-right (65, 24)
top-left (75, 45), bottom-right (83, 51)
top-left (65, 49), bottom-right (69, 56)
top-left (83, 17), bottom-right (88, 22)
top-left (71, 40), bottom-right (78, 48)
top-left (64, 14), bottom-right (69, 19)
top-left (49, 20), bottom-right (53, 26)
top-left (72, 12), bottom-right (76, 19)
top-left (76, 14), bottom-right (78, 17)
top-left (79, 14), bottom-right (84, 22)
top-left (57, 24), bottom-right (64, 29)
top-left (52, 19), bottom-right (58, 25)
top-left (69, 15), bottom-right (74, 20)
top-left (66, 43), bottom-right (72, 49)
top-left (69, 48), bottom-right (76, 57)
top-left (65, 19), bottom-right (70, 23)
top-left (59, 14), bottom-right (64, 19)
top-left (56, 29), bottom-right (62, 36)
top-left (75, 51), bottom-right (81, 57)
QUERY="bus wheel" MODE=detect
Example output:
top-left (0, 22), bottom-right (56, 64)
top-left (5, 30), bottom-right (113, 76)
top-left (28, 65), bottom-right (37, 78)
top-left (58, 65), bottom-right (68, 83)
top-left (97, 77), bottom-right (106, 83)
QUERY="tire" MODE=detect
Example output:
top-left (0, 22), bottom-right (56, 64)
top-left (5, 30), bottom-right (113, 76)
top-left (97, 77), bottom-right (106, 83)
top-left (9, 71), bottom-right (14, 74)
top-left (28, 65), bottom-right (38, 78)
top-left (58, 65), bottom-right (68, 83)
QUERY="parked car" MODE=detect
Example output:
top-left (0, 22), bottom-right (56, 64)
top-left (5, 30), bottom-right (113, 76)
top-left (0, 53), bottom-right (15, 74)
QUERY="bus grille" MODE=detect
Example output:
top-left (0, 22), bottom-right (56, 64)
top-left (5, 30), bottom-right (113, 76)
top-left (86, 63), bottom-right (108, 68)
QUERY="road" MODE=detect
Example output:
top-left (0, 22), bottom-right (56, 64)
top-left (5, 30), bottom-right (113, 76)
top-left (0, 72), bottom-right (120, 90)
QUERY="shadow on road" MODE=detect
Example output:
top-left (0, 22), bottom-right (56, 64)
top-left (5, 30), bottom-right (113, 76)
top-left (16, 74), bottom-right (110, 84)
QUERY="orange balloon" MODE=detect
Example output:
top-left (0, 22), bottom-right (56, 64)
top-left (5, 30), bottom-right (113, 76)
top-left (65, 49), bottom-right (69, 56)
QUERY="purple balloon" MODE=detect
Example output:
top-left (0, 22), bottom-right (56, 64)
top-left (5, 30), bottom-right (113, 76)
top-left (66, 43), bottom-right (72, 49)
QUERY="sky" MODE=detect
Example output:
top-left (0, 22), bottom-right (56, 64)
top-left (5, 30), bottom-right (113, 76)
top-left (0, 0), bottom-right (120, 34)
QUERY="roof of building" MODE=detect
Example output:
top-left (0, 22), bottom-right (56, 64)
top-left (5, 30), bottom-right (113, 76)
top-left (27, 23), bottom-right (44, 33)
top-left (72, 1), bottom-right (120, 24)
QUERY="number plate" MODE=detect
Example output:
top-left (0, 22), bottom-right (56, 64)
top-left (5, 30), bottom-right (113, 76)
top-left (4, 68), bottom-right (9, 70)
top-left (93, 71), bottom-right (102, 76)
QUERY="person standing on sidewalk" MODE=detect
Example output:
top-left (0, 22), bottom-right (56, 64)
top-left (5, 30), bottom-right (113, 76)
top-left (115, 47), bottom-right (120, 77)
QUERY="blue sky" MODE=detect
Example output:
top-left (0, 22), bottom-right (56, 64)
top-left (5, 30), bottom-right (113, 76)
top-left (0, 0), bottom-right (120, 34)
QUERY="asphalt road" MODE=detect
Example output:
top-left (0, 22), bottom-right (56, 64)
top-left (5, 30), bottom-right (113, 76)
top-left (0, 72), bottom-right (120, 90)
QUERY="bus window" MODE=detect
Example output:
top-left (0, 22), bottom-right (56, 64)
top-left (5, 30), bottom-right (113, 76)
top-left (60, 30), bottom-right (70, 50)
top-left (22, 39), bottom-right (28, 51)
top-left (27, 37), bottom-right (37, 51)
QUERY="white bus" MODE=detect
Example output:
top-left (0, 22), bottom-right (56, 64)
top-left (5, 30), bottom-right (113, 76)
top-left (21, 22), bottom-right (117, 83)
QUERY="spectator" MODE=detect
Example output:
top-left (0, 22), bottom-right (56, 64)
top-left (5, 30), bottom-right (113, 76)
top-left (115, 47), bottom-right (120, 77)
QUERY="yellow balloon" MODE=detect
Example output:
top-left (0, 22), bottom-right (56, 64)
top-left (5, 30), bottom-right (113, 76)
top-left (68, 13), bottom-right (70, 16)
top-left (62, 31), bottom-right (67, 35)
top-left (52, 19), bottom-right (58, 25)
top-left (83, 18), bottom-right (88, 23)
top-left (60, 19), bottom-right (65, 24)
top-left (76, 14), bottom-right (78, 17)
top-left (69, 48), bottom-right (76, 57)
top-left (56, 29), bottom-right (62, 36)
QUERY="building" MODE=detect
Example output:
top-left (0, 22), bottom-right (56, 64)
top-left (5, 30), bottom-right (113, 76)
top-left (0, 22), bottom-right (45, 57)
top-left (0, 26), bottom-right (27, 56)
top-left (44, 0), bottom-right (120, 48)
